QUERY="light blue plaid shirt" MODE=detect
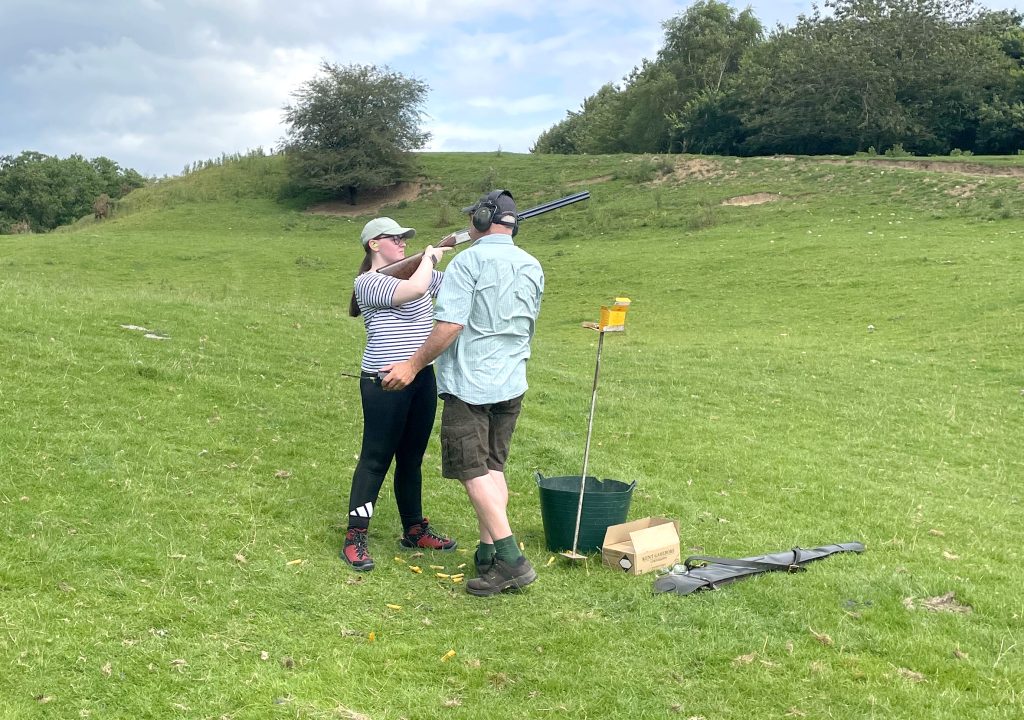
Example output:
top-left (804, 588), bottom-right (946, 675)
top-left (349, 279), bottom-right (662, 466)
top-left (433, 234), bottom-right (544, 405)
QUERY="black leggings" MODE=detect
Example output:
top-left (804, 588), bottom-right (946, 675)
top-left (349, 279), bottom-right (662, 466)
top-left (347, 366), bottom-right (437, 531)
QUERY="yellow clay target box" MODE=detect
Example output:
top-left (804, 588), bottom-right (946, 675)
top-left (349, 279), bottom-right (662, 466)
top-left (598, 297), bottom-right (631, 332)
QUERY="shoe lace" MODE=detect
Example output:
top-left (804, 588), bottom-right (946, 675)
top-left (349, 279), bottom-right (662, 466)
top-left (424, 525), bottom-right (447, 542)
top-left (348, 530), bottom-right (369, 558)
top-left (411, 522), bottom-right (449, 544)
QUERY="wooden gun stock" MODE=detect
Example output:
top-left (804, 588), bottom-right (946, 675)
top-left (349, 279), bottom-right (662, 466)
top-left (376, 190), bottom-right (590, 279)
top-left (375, 230), bottom-right (469, 280)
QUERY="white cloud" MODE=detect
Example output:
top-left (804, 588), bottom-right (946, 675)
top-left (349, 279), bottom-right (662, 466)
top-left (5, 0), bottom-right (1015, 176)
top-left (425, 120), bottom-right (551, 154)
top-left (88, 95), bottom-right (156, 127)
top-left (465, 95), bottom-right (567, 115)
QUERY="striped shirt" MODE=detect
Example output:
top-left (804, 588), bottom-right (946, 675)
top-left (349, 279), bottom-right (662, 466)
top-left (354, 270), bottom-right (443, 372)
top-left (434, 234), bottom-right (544, 405)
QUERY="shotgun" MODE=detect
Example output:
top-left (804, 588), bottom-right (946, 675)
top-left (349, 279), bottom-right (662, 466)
top-left (376, 190), bottom-right (590, 279)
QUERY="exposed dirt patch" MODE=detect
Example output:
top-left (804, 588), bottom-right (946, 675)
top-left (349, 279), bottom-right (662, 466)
top-left (646, 156), bottom-right (721, 185)
top-left (902, 591), bottom-right (972, 614)
top-left (809, 158), bottom-right (1024, 178)
top-left (946, 184), bottom-right (976, 198)
top-left (305, 182), bottom-right (437, 217)
top-left (673, 157), bottom-right (720, 180)
top-left (722, 192), bottom-right (782, 206)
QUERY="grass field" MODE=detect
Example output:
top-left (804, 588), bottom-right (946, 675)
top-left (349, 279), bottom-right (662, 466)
top-left (1, 152), bottom-right (1022, 719)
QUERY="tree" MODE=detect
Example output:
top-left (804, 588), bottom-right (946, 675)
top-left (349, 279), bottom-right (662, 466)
top-left (735, 0), bottom-right (1013, 155)
top-left (531, 83), bottom-right (627, 154)
top-left (532, 0), bottom-right (1022, 157)
top-left (619, 64), bottom-right (679, 152)
top-left (0, 151), bottom-right (144, 233)
top-left (282, 62), bottom-right (430, 204)
top-left (658, 0), bottom-right (763, 153)
top-left (971, 9), bottom-right (1024, 152)
top-left (532, 0), bottom-right (762, 155)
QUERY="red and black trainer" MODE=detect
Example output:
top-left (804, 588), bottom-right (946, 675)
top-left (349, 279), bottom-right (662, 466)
top-left (341, 527), bottom-right (374, 571)
top-left (400, 517), bottom-right (457, 551)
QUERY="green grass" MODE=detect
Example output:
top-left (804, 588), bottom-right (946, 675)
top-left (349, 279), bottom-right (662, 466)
top-left (1, 152), bottom-right (1022, 719)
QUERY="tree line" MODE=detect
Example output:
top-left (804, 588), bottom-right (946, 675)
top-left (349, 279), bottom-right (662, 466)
top-left (0, 152), bottom-right (145, 233)
top-left (532, 0), bottom-right (1024, 156)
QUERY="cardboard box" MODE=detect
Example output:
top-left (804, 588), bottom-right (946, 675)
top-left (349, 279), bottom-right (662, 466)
top-left (601, 517), bottom-right (680, 575)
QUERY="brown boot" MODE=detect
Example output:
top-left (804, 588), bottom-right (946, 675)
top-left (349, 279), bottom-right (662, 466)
top-left (466, 556), bottom-right (537, 596)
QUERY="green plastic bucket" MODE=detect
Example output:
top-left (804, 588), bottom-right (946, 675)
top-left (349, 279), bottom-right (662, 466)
top-left (536, 472), bottom-right (636, 554)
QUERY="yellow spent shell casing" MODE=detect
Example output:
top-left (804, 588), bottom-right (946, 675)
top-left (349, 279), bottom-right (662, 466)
top-left (435, 573), bottom-right (450, 579)
top-left (409, 565), bottom-right (422, 574)
top-left (393, 556), bottom-right (406, 563)
top-left (429, 565), bottom-right (445, 570)
top-left (385, 603), bottom-right (402, 610)
top-left (441, 650), bottom-right (456, 662)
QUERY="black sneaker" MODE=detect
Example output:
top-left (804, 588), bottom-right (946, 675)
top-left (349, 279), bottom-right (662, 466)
top-left (466, 556), bottom-right (537, 596)
top-left (341, 528), bottom-right (374, 571)
top-left (399, 517), bottom-right (457, 551)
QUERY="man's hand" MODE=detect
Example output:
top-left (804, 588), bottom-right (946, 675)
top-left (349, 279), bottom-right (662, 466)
top-left (380, 360), bottom-right (417, 391)
top-left (379, 320), bottom-right (464, 391)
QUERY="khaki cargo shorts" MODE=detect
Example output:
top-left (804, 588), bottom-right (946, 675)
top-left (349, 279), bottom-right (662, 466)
top-left (439, 393), bottom-right (524, 481)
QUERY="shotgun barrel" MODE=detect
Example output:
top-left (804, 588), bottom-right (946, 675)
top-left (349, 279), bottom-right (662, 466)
top-left (377, 190), bottom-right (590, 279)
top-left (518, 190), bottom-right (591, 220)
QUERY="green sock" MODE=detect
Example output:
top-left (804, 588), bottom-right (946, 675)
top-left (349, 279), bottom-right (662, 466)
top-left (493, 535), bottom-right (522, 563)
top-left (475, 542), bottom-right (495, 565)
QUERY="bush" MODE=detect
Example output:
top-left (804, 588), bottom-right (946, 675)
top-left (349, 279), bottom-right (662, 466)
top-left (687, 201), bottom-right (717, 231)
top-left (477, 167), bottom-right (500, 193)
top-left (614, 157), bottom-right (668, 184)
top-left (434, 202), bottom-right (452, 228)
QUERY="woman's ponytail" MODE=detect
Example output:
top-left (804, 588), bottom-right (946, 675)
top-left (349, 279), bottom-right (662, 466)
top-left (348, 250), bottom-right (374, 317)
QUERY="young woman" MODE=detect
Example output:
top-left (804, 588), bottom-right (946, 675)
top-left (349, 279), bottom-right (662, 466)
top-left (341, 217), bottom-right (455, 571)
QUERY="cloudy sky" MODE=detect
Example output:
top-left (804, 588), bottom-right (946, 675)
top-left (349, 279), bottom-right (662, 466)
top-left (1, 0), bottom-right (1017, 177)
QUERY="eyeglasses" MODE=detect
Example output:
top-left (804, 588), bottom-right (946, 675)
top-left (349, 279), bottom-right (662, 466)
top-left (377, 235), bottom-right (407, 247)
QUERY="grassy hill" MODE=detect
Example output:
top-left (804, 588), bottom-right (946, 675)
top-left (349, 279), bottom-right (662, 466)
top-left (1, 152), bottom-right (1022, 719)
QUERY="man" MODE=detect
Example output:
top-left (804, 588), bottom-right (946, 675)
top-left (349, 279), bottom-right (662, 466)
top-left (381, 189), bottom-right (544, 596)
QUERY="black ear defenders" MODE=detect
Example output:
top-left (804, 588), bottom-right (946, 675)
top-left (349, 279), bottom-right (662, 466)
top-left (470, 190), bottom-right (518, 236)
top-left (471, 203), bottom-right (496, 232)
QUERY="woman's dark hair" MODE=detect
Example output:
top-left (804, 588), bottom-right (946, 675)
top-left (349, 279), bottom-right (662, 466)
top-left (348, 249), bottom-right (374, 317)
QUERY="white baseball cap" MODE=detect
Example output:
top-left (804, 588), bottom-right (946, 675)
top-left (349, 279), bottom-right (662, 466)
top-left (359, 217), bottom-right (416, 247)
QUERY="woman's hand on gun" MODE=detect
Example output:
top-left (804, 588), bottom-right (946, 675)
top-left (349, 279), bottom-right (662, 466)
top-left (423, 244), bottom-right (452, 267)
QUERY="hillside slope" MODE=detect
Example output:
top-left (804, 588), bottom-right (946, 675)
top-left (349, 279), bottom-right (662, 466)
top-left (1, 153), bottom-right (1022, 719)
